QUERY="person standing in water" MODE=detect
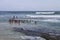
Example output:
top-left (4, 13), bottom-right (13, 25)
top-left (12, 16), bottom-right (15, 19)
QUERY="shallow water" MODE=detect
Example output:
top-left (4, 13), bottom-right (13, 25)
top-left (0, 22), bottom-right (25, 40)
top-left (0, 22), bottom-right (46, 40)
top-left (0, 21), bottom-right (60, 40)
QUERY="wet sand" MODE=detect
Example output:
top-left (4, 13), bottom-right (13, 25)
top-left (0, 22), bottom-right (45, 40)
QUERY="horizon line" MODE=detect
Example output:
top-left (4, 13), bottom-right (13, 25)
top-left (0, 11), bottom-right (59, 12)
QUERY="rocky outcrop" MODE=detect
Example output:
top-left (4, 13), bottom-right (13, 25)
top-left (13, 27), bottom-right (60, 40)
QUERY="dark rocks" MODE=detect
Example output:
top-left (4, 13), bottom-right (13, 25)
top-left (12, 27), bottom-right (60, 40)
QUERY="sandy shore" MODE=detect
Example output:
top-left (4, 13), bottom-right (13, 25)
top-left (0, 22), bottom-right (46, 40)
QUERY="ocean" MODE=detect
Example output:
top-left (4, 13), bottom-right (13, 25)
top-left (0, 11), bottom-right (60, 40)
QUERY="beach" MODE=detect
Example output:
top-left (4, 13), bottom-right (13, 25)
top-left (0, 11), bottom-right (60, 40)
top-left (0, 22), bottom-right (46, 40)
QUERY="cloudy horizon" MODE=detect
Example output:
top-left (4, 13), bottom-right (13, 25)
top-left (0, 0), bottom-right (60, 11)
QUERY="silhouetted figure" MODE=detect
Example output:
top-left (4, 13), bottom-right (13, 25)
top-left (35, 21), bottom-right (37, 24)
top-left (12, 16), bottom-right (15, 19)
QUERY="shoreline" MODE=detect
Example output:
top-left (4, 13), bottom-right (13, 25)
top-left (13, 27), bottom-right (60, 40)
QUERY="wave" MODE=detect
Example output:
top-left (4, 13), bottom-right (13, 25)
top-left (40, 19), bottom-right (60, 22)
top-left (0, 14), bottom-right (60, 22)
top-left (36, 12), bottom-right (55, 15)
top-left (26, 15), bottom-right (60, 18)
top-left (0, 14), bottom-right (26, 18)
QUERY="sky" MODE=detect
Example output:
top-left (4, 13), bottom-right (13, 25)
top-left (0, 0), bottom-right (60, 11)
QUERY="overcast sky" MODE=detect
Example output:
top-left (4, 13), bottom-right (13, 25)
top-left (0, 0), bottom-right (60, 11)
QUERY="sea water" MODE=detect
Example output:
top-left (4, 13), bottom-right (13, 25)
top-left (0, 11), bottom-right (60, 40)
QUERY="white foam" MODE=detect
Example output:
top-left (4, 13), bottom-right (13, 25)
top-left (40, 19), bottom-right (60, 22)
top-left (26, 15), bottom-right (60, 18)
top-left (36, 12), bottom-right (55, 15)
top-left (20, 36), bottom-right (46, 40)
